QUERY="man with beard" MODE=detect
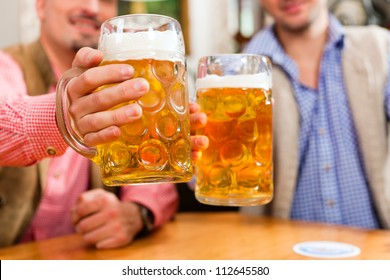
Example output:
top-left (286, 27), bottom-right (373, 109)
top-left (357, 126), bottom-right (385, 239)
top-left (241, 0), bottom-right (390, 229)
top-left (0, 0), bottom-right (184, 249)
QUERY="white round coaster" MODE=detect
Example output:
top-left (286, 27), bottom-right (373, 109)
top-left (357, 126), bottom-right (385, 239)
top-left (293, 241), bottom-right (361, 258)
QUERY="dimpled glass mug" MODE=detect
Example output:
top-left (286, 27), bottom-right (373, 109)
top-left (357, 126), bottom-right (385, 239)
top-left (56, 14), bottom-right (193, 186)
top-left (194, 54), bottom-right (273, 206)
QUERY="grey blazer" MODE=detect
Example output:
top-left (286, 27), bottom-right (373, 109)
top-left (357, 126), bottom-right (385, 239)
top-left (242, 25), bottom-right (390, 228)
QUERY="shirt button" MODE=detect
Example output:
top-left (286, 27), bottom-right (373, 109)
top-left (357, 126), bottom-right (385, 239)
top-left (318, 128), bottom-right (326, 136)
top-left (46, 146), bottom-right (57, 156)
top-left (323, 164), bottom-right (332, 172)
top-left (327, 199), bottom-right (336, 208)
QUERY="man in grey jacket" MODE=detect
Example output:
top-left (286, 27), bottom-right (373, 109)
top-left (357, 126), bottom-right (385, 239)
top-left (241, 0), bottom-right (390, 229)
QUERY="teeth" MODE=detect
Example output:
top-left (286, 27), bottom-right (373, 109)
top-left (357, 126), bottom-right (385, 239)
top-left (74, 21), bottom-right (97, 29)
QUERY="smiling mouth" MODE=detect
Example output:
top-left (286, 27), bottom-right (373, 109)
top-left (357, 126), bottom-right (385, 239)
top-left (69, 16), bottom-right (101, 31)
top-left (281, 1), bottom-right (303, 14)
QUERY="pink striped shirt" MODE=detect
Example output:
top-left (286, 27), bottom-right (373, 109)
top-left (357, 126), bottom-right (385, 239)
top-left (0, 50), bottom-right (178, 242)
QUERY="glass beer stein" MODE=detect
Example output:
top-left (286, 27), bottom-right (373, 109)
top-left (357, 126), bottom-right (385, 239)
top-left (56, 14), bottom-right (193, 186)
top-left (194, 54), bottom-right (273, 206)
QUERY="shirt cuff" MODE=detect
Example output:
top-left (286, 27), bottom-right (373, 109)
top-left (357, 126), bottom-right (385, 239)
top-left (25, 93), bottom-right (68, 160)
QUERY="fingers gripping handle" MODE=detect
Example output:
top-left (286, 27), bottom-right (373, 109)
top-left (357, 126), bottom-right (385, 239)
top-left (55, 68), bottom-right (97, 159)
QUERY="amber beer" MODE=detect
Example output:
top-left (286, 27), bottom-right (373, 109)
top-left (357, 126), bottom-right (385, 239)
top-left (92, 15), bottom-right (193, 186)
top-left (56, 15), bottom-right (192, 185)
top-left (195, 54), bottom-right (273, 206)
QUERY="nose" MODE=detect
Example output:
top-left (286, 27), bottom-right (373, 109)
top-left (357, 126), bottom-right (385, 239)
top-left (80, 0), bottom-right (100, 14)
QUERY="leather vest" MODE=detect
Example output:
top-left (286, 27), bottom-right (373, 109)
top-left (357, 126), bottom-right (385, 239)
top-left (0, 41), bottom-right (118, 247)
top-left (0, 41), bottom-right (55, 247)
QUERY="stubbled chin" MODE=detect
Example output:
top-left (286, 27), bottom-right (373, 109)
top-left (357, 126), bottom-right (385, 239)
top-left (71, 21), bottom-right (99, 35)
top-left (71, 34), bottom-right (99, 50)
top-left (71, 40), bottom-right (98, 52)
top-left (280, 20), bottom-right (311, 33)
top-left (75, 28), bottom-right (99, 37)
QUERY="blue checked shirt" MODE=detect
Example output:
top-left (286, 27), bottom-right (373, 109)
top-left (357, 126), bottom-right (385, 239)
top-left (245, 16), bottom-right (390, 228)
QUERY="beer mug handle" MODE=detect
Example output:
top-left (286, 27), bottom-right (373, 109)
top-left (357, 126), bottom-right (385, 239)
top-left (55, 67), bottom-right (97, 159)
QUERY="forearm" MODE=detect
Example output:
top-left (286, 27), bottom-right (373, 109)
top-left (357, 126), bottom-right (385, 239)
top-left (0, 94), bottom-right (67, 166)
top-left (0, 50), bottom-right (67, 166)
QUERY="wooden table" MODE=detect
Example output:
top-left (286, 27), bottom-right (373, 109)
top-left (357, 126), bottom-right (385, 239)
top-left (1, 212), bottom-right (389, 260)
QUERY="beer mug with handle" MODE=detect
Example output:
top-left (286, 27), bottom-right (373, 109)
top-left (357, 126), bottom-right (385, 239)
top-left (56, 14), bottom-right (193, 186)
top-left (194, 54), bottom-right (273, 206)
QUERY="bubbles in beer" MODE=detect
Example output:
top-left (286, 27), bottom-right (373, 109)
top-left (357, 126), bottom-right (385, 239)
top-left (139, 139), bottom-right (169, 171)
top-left (138, 81), bottom-right (165, 111)
top-left (254, 136), bottom-right (272, 166)
top-left (236, 164), bottom-right (263, 189)
top-left (170, 138), bottom-right (191, 171)
top-left (152, 60), bottom-right (179, 83)
top-left (121, 116), bottom-right (148, 140)
top-left (236, 118), bottom-right (258, 143)
top-left (93, 17), bottom-right (193, 185)
top-left (199, 142), bottom-right (217, 166)
top-left (220, 140), bottom-right (247, 167)
top-left (196, 91), bottom-right (217, 116)
top-left (208, 164), bottom-right (232, 189)
top-left (170, 83), bottom-right (187, 113)
top-left (106, 142), bottom-right (131, 173)
top-left (97, 48), bottom-right (192, 184)
top-left (100, 30), bottom-right (184, 61)
top-left (254, 89), bottom-right (271, 113)
top-left (195, 73), bottom-right (273, 205)
top-left (155, 110), bottom-right (179, 140)
top-left (222, 92), bottom-right (247, 119)
top-left (205, 117), bottom-right (235, 144)
top-left (195, 73), bottom-right (271, 91)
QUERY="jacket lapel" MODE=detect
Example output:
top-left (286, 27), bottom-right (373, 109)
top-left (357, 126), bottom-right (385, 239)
top-left (343, 33), bottom-right (390, 227)
top-left (271, 66), bottom-right (300, 217)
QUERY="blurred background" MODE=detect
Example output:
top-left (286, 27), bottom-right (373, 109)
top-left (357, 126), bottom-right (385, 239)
top-left (1, 0), bottom-right (389, 87)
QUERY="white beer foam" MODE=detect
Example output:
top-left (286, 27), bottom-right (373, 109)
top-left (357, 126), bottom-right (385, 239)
top-left (196, 73), bottom-right (272, 90)
top-left (99, 30), bottom-right (183, 61)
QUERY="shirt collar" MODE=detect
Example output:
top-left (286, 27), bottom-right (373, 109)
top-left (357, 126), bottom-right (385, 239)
top-left (326, 15), bottom-right (345, 50)
top-left (245, 15), bottom-right (345, 69)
